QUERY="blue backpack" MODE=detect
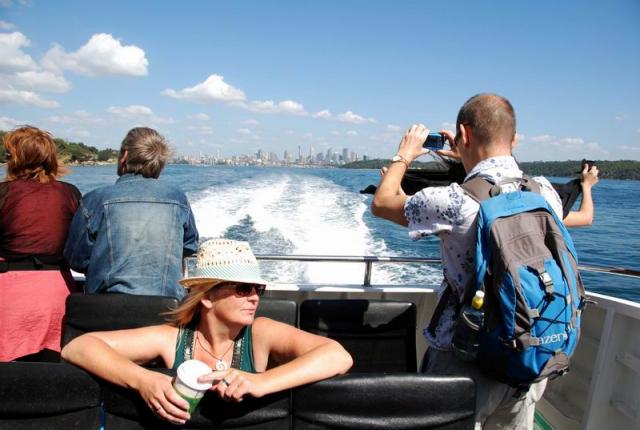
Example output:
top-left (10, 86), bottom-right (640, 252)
top-left (460, 176), bottom-right (587, 386)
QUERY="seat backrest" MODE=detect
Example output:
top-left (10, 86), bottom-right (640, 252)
top-left (299, 300), bottom-right (417, 372)
top-left (62, 293), bottom-right (179, 346)
top-left (256, 298), bottom-right (297, 326)
top-left (292, 373), bottom-right (475, 430)
top-left (102, 368), bottom-right (291, 430)
top-left (0, 362), bottom-right (101, 430)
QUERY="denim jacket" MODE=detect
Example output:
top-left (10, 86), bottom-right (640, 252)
top-left (64, 174), bottom-right (199, 299)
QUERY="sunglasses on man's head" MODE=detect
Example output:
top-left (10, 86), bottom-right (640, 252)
top-left (220, 282), bottom-right (266, 297)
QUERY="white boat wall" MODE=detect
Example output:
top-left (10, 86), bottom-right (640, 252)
top-left (249, 255), bottom-right (640, 430)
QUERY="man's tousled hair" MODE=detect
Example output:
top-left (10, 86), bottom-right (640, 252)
top-left (457, 93), bottom-right (516, 147)
top-left (119, 127), bottom-right (171, 178)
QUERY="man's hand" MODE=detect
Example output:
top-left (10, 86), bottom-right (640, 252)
top-left (396, 124), bottom-right (430, 162)
top-left (581, 164), bottom-right (599, 189)
top-left (435, 130), bottom-right (461, 161)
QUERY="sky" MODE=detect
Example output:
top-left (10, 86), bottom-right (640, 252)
top-left (1, 0), bottom-right (639, 161)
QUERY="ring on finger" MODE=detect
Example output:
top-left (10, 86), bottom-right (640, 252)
top-left (222, 378), bottom-right (230, 387)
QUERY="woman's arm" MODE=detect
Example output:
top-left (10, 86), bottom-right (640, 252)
top-left (564, 165), bottom-right (599, 227)
top-left (61, 325), bottom-right (190, 425)
top-left (199, 317), bottom-right (352, 402)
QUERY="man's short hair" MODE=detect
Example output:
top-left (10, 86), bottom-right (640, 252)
top-left (456, 93), bottom-right (516, 146)
top-left (119, 127), bottom-right (171, 178)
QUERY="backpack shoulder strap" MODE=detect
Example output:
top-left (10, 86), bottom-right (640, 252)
top-left (462, 175), bottom-right (543, 203)
top-left (461, 176), bottom-right (493, 203)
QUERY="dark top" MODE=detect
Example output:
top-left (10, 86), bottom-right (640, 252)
top-left (173, 321), bottom-right (256, 373)
top-left (0, 179), bottom-right (81, 262)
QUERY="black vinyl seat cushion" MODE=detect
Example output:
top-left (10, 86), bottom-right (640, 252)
top-left (300, 300), bottom-right (417, 372)
top-left (61, 293), bottom-right (179, 346)
top-left (292, 373), bottom-right (475, 430)
top-left (255, 298), bottom-right (297, 326)
top-left (0, 362), bottom-right (101, 429)
top-left (102, 368), bottom-right (290, 430)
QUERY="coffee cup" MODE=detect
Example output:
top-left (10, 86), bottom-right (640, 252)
top-left (173, 359), bottom-right (213, 414)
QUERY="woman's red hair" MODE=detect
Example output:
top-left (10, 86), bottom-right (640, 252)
top-left (3, 125), bottom-right (67, 183)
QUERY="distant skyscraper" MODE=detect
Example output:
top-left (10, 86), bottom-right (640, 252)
top-left (342, 148), bottom-right (349, 162)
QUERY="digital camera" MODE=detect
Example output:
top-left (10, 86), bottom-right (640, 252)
top-left (423, 132), bottom-right (445, 150)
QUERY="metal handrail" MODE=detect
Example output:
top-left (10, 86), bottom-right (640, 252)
top-left (185, 254), bottom-right (639, 286)
top-left (255, 255), bottom-right (640, 286)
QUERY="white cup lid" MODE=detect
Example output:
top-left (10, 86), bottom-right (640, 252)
top-left (176, 359), bottom-right (213, 391)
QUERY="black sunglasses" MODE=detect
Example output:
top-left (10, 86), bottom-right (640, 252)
top-left (220, 282), bottom-right (266, 297)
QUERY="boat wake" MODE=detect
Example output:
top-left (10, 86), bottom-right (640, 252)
top-left (188, 171), bottom-right (441, 286)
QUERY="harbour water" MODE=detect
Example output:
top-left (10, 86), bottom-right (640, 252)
top-left (64, 164), bottom-right (640, 302)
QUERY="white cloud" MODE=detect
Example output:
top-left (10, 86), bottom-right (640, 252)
top-left (108, 105), bottom-right (153, 116)
top-left (0, 115), bottom-right (24, 130)
top-left (336, 110), bottom-right (376, 124)
top-left (530, 134), bottom-right (555, 142)
top-left (47, 110), bottom-right (104, 125)
top-left (241, 99), bottom-right (307, 115)
top-left (107, 105), bottom-right (173, 125)
top-left (187, 124), bottom-right (213, 135)
top-left (330, 130), bottom-right (340, 136)
top-left (278, 100), bottom-right (306, 115)
top-left (0, 21), bottom-right (16, 30)
top-left (515, 133), bottom-right (526, 141)
top-left (65, 126), bottom-right (90, 138)
top-left (195, 113), bottom-right (209, 121)
top-left (346, 130), bottom-right (358, 136)
top-left (554, 137), bottom-right (584, 146)
top-left (0, 0), bottom-right (30, 6)
top-left (241, 119), bottom-right (258, 125)
top-left (162, 74), bottom-right (246, 103)
top-left (0, 87), bottom-right (59, 108)
top-left (42, 33), bottom-right (148, 77)
top-left (620, 145), bottom-right (640, 152)
top-left (237, 128), bottom-right (252, 135)
top-left (302, 132), bottom-right (313, 139)
top-left (7, 70), bottom-right (71, 92)
top-left (440, 122), bottom-right (455, 132)
top-left (386, 124), bottom-right (402, 132)
top-left (313, 109), bottom-right (332, 119)
top-left (0, 32), bottom-right (37, 71)
top-left (615, 113), bottom-right (629, 121)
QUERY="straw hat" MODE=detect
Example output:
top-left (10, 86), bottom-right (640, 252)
top-left (180, 239), bottom-right (267, 288)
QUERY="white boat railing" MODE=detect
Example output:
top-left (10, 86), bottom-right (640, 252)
top-left (185, 254), bottom-right (640, 286)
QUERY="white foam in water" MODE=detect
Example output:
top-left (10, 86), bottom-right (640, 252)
top-left (189, 172), bottom-right (405, 285)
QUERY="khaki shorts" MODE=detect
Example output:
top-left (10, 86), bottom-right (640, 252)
top-left (423, 348), bottom-right (547, 430)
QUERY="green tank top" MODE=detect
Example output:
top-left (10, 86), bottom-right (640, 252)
top-left (172, 322), bottom-right (255, 373)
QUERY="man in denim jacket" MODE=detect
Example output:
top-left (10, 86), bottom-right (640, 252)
top-left (64, 127), bottom-right (199, 300)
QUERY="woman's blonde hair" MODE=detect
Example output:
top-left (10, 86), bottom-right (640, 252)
top-left (166, 280), bottom-right (224, 326)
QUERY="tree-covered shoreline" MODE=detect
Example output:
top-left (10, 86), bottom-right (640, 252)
top-left (0, 130), bottom-right (118, 164)
top-left (342, 159), bottom-right (640, 180)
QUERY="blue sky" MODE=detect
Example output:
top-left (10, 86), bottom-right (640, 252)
top-left (1, 0), bottom-right (639, 161)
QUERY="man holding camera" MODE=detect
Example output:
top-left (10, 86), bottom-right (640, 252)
top-left (371, 93), bottom-right (563, 429)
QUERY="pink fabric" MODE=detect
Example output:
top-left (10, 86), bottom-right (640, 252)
top-left (0, 270), bottom-right (74, 361)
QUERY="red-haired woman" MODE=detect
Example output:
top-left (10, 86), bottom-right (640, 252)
top-left (0, 125), bottom-right (81, 362)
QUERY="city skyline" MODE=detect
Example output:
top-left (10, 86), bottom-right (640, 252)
top-left (176, 144), bottom-right (364, 167)
top-left (1, 1), bottom-right (639, 161)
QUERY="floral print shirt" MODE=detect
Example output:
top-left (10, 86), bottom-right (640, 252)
top-left (404, 156), bottom-right (563, 350)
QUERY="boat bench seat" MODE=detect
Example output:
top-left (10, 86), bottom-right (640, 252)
top-left (0, 362), bottom-right (476, 429)
top-left (62, 294), bottom-right (298, 348)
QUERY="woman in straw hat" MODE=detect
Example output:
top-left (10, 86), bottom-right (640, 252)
top-left (62, 239), bottom-right (352, 425)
